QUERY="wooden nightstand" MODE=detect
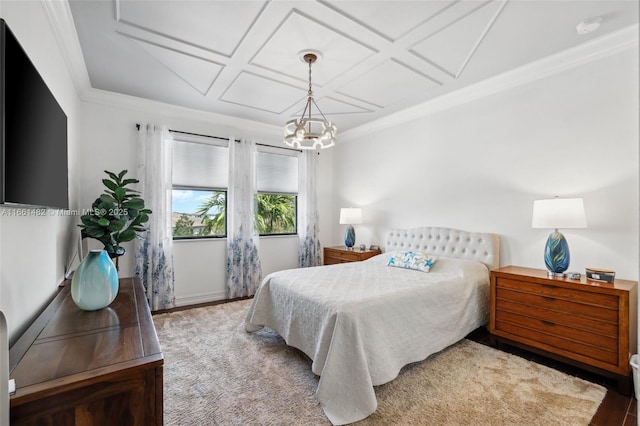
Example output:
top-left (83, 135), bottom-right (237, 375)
top-left (324, 246), bottom-right (382, 265)
top-left (489, 266), bottom-right (637, 394)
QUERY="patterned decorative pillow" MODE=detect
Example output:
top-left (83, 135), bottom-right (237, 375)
top-left (387, 252), bottom-right (438, 272)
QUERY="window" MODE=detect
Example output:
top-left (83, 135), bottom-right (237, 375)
top-left (170, 134), bottom-right (298, 238)
top-left (172, 189), bottom-right (226, 237)
top-left (171, 134), bottom-right (229, 239)
top-left (256, 148), bottom-right (298, 236)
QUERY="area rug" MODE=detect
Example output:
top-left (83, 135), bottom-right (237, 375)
top-left (153, 299), bottom-right (606, 425)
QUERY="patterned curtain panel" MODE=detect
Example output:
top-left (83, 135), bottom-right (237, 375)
top-left (226, 138), bottom-right (262, 298)
top-left (298, 151), bottom-right (322, 267)
top-left (135, 124), bottom-right (176, 310)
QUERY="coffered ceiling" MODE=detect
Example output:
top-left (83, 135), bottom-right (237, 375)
top-left (68, 0), bottom-right (638, 133)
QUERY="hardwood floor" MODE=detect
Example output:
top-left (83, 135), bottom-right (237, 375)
top-left (466, 327), bottom-right (637, 426)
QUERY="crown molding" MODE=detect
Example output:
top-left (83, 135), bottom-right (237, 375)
top-left (82, 87), bottom-right (282, 138)
top-left (41, 0), bottom-right (92, 98)
top-left (42, 0), bottom-right (282, 140)
top-left (340, 24), bottom-right (639, 143)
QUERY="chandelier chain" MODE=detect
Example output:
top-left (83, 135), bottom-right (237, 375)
top-left (308, 60), bottom-right (313, 96)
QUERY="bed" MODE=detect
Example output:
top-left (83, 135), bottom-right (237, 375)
top-left (245, 227), bottom-right (500, 425)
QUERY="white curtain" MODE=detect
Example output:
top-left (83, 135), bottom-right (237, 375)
top-left (298, 150), bottom-right (322, 267)
top-left (226, 138), bottom-right (262, 298)
top-left (135, 124), bottom-right (176, 310)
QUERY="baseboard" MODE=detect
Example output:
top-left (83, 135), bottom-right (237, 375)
top-left (175, 291), bottom-right (228, 307)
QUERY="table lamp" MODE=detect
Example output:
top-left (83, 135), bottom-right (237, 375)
top-left (532, 197), bottom-right (587, 276)
top-left (339, 208), bottom-right (362, 249)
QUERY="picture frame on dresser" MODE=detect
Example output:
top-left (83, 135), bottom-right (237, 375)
top-left (489, 266), bottom-right (637, 394)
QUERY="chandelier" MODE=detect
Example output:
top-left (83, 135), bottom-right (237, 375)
top-left (284, 52), bottom-right (337, 150)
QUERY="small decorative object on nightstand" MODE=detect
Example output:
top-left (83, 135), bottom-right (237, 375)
top-left (339, 207), bottom-right (362, 249)
top-left (532, 197), bottom-right (587, 276)
top-left (586, 267), bottom-right (615, 283)
top-left (324, 246), bottom-right (381, 265)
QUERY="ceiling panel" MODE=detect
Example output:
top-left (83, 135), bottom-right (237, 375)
top-left (220, 72), bottom-right (303, 114)
top-left (410, 0), bottom-right (506, 79)
top-left (117, 0), bottom-right (267, 57)
top-left (251, 10), bottom-right (376, 86)
top-left (131, 38), bottom-right (224, 95)
top-left (319, 0), bottom-right (457, 42)
top-left (337, 59), bottom-right (441, 108)
top-left (291, 96), bottom-right (373, 118)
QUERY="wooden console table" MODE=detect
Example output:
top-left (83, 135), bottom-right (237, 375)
top-left (9, 277), bottom-right (163, 425)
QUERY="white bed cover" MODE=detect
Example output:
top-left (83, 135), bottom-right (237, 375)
top-left (245, 253), bottom-right (490, 425)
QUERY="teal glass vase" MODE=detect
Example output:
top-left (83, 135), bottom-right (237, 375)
top-left (71, 249), bottom-right (119, 311)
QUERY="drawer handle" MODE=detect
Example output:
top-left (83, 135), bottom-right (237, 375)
top-left (541, 296), bottom-right (555, 302)
top-left (541, 320), bottom-right (555, 327)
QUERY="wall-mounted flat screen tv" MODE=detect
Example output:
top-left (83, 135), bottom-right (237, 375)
top-left (1, 19), bottom-right (69, 210)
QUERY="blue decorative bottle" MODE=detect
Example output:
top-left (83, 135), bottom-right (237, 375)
top-left (71, 249), bottom-right (119, 311)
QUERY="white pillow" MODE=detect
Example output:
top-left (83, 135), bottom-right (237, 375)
top-left (387, 252), bottom-right (438, 272)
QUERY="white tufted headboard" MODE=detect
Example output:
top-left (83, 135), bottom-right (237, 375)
top-left (385, 227), bottom-right (500, 271)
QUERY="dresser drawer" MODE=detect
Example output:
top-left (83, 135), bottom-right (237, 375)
top-left (495, 298), bottom-right (618, 337)
top-left (324, 257), bottom-right (342, 265)
top-left (494, 309), bottom-right (618, 351)
top-left (495, 319), bottom-right (619, 365)
top-left (495, 287), bottom-right (618, 323)
top-left (327, 250), bottom-right (361, 262)
top-left (496, 278), bottom-right (618, 308)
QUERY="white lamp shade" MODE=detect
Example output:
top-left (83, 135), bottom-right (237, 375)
top-left (532, 198), bottom-right (587, 229)
top-left (339, 208), bottom-right (362, 225)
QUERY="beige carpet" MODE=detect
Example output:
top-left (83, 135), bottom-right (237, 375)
top-left (153, 299), bottom-right (606, 426)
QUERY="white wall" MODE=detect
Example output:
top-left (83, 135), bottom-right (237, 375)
top-left (333, 47), bottom-right (639, 280)
top-left (78, 96), bottom-right (334, 306)
top-left (0, 0), bottom-right (82, 343)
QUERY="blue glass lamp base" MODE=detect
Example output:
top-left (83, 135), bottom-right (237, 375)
top-left (344, 225), bottom-right (355, 248)
top-left (544, 230), bottom-right (570, 276)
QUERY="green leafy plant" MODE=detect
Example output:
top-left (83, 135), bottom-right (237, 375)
top-left (79, 170), bottom-right (152, 262)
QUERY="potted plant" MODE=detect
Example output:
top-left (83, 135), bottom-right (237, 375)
top-left (79, 170), bottom-right (152, 268)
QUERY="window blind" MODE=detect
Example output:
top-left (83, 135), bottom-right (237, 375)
top-left (173, 139), bottom-right (229, 188)
top-left (257, 151), bottom-right (298, 194)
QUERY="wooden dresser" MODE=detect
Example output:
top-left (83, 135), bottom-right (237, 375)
top-left (9, 277), bottom-right (163, 425)
top-left (324, 246), bottom-right (382, 265)
top-left (490, 266), bottom-right (637, 393)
